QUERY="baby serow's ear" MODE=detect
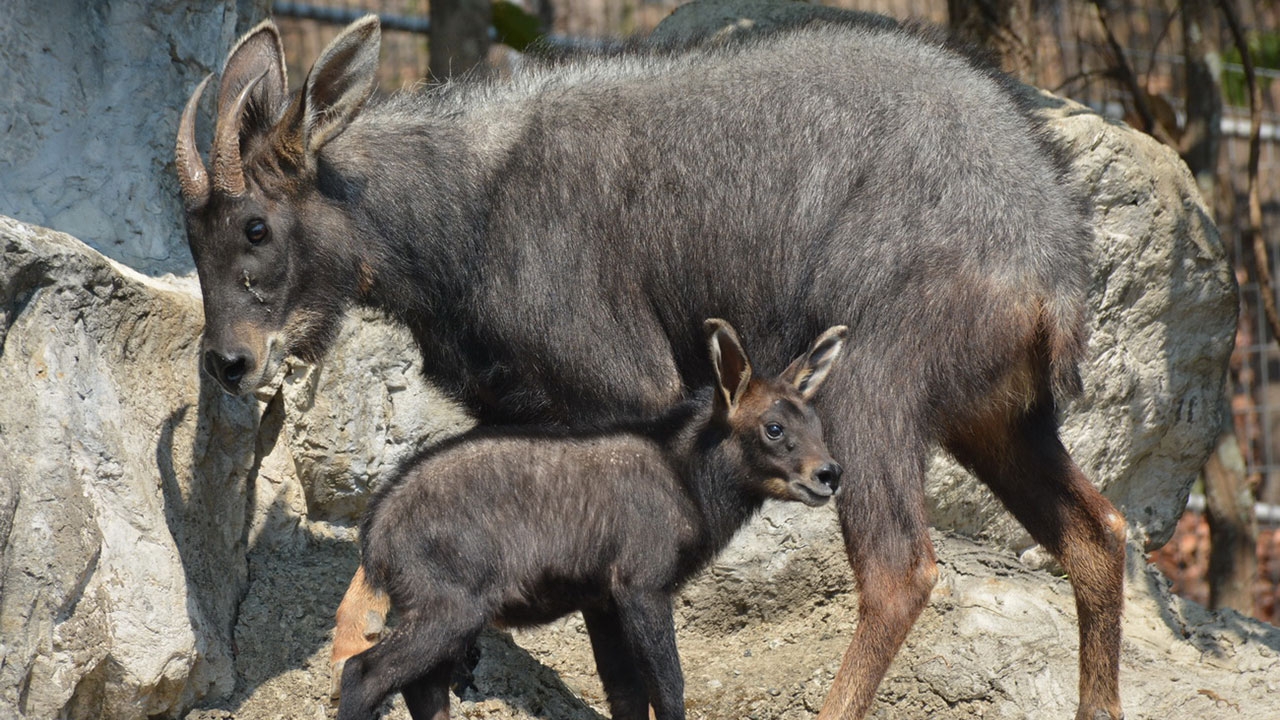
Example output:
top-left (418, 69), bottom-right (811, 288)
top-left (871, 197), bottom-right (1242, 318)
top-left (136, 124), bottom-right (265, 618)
top-left (705, 319), bottom-right (753, 417)
top-left (781, 325), bottom-right (848, 399)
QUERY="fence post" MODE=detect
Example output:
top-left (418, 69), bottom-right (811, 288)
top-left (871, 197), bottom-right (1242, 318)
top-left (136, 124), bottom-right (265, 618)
top-left (431, 0), bottom-right (491, 78)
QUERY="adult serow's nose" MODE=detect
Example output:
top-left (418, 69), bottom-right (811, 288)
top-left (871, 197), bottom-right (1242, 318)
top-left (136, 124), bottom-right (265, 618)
top-left (204, 348), bottom-right (249, 389)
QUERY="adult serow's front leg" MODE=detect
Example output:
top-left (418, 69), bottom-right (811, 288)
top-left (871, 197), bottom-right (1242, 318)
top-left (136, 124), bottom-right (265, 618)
top-left (819, 423), bottom-right (938, 720)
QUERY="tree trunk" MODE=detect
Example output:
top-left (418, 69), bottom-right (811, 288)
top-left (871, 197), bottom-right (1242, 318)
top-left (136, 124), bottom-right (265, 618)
top-left (1204, 423), bottom-right (1258, 615)
top-left (1191, 0), bottom-right (1257, 618)
top-left (1181, 0), bottom-right (1223, 191)
top-left (431, 0), bottom-right (492, 79)
top-left (947, 0), bottom-right (1037, 81)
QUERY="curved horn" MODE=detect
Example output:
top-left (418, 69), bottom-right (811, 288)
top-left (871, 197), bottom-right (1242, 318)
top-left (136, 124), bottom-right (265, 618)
top-left (176, 74), bottom-right (212, 208)
top-left (211, 70), bottom-right (268, 197)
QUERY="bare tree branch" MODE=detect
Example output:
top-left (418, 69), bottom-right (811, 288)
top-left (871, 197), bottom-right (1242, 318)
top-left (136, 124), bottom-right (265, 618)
top-left (1182, 0), bottom-right (1221, 178)
top-left (1091, 0), bottom-right (1179, 147)
top-left (1144, 0), bottom-right (1182, 79)
top-left (1218, 0), bottom-right (1278, 344)
top-left (1052, 68), bottom-right (1113, 94)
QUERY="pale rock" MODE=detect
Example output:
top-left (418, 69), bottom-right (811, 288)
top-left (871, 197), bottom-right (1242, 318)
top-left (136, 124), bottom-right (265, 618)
top-left (0, 218), bottom-right (258, 719)
top-left (277, 313), bottom-right (473, 522)
top-left (0, 0), bottom-right (270, 275)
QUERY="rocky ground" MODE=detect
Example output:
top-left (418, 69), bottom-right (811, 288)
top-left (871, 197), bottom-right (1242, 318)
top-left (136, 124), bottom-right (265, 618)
top-left (184, 512), bottom-right (1280, 720)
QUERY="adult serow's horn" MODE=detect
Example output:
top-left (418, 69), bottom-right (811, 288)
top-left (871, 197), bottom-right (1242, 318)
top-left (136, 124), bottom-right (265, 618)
top-left (175, 74), bottom-right (212, 208)
top-left (211, 70), bottom-right (268, 197)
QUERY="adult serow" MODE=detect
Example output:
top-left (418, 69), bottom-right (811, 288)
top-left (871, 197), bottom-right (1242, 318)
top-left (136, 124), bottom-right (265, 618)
top-left (176, 14), bottom-right (1125, 720)
top-left (339, 320), bottom-right (846, 720)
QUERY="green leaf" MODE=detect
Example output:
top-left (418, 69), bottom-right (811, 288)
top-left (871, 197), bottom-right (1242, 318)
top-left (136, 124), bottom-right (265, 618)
top-left (492, 1), bottom-right (544, 52)
top-left (1223, 31), bottom-right (1280, 108)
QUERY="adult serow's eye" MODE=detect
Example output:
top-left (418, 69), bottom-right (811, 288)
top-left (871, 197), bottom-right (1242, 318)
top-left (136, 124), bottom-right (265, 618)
top-left (245, 219), bottom-right (269, 245)
top-left (765, 423), bottom-right (784, 439)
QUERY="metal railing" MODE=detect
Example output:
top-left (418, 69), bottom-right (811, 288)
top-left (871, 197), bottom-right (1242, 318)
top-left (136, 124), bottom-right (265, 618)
top-left (1186, 494), bottom-right (1280, 526)
top-left (274, 1), bottom-right (433, 34)
top-left (271, 1), bottom-right (612, 52)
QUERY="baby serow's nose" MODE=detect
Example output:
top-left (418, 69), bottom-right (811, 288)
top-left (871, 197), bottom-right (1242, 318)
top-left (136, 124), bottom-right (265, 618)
top-left (814, 462), bottom-right (843, 492)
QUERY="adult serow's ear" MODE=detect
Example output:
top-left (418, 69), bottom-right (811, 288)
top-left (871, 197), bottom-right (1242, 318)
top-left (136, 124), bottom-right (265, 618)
top-left (705, 318), bottom-right (753, 417)
top-left (218, 19), bottom-right (290, 128)
top-left (276, 15), bottom-right (381, 164)
top-left (781, 325), bottom-right (848, 399)
top-left (209, 20), bottom-right (290, 197)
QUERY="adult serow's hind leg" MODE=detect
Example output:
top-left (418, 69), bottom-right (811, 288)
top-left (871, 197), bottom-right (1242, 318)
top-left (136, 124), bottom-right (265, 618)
top-left (818, 412), bottom-right (940, 720)
top-left (332, 566), bottom-right (391, 699)
top-left (946, 398), bottom-right (1126, 720)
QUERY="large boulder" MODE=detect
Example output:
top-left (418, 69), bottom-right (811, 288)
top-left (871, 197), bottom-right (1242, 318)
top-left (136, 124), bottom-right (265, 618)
top-left (0, 219), bottom-right (257, 718)
top-left (0, 0), bottom-right (268, 274)
top-left (0, 218), bottom-right (467, 719)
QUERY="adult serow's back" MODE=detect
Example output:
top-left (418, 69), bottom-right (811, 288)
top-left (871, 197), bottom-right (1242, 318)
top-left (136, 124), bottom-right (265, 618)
top-left (176, 15), bottom-right (1124, 720)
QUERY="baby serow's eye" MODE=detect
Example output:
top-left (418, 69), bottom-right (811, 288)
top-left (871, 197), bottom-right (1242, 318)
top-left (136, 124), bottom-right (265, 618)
top-left (765, 423), bottom-right (784, 439)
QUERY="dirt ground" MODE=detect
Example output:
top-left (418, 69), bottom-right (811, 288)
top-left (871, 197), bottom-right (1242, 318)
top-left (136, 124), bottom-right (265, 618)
top-left (183, 519), bottom-right (851, 720)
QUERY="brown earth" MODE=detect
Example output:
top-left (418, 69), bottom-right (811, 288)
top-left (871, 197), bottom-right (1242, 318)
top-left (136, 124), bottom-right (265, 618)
top-left (1149, 511), bottom-right (1280, 625)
